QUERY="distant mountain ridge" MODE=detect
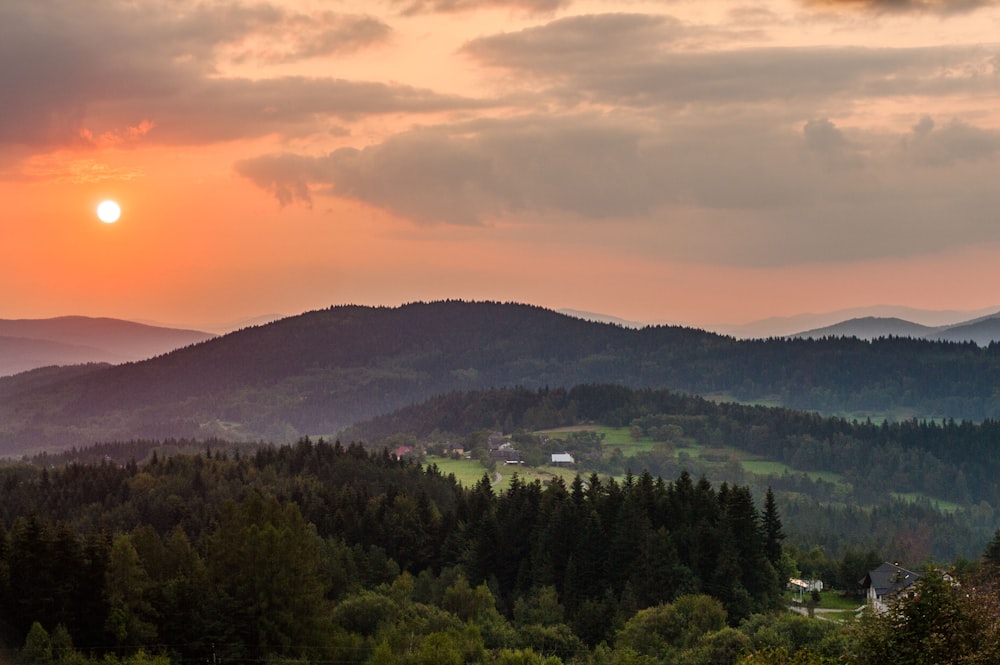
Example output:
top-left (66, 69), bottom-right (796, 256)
top-left (0, 316), bottom-right (214, 376)
top-left (557, 304), bottom-right (1000, 339)
top-left (4, 301), bottom-right (1000, 456)
top-left (789, 312), bottom-right (1000, 345)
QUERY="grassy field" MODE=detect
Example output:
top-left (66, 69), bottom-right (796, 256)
top-left (424, 455), bottom-right (579, 491)
top-left (892, 491), bottom-right (961, 514)
top-left (741, 460), bottom-right (844, 484)
top-left (537, 425), bottom-right (854, 488)
top-left (816, 591), bottom-right (864, 611)
top-left (426, 456), bottom-right (492, 486)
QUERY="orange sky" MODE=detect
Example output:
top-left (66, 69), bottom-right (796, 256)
top-left (3, 0), bottom-right (1000, 331)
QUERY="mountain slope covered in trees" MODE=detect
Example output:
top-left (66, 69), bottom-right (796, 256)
top-left (3, 301), bottom-right (1000, 455)
top-left (0, 439), bottom-right (788, 664)
top-left (342, 384), bottom-right (998, 562)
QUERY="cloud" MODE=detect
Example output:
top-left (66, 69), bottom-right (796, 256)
top-left (20, 156), bottom-right (144, 184)
top-left (903, 116), bottom-right (1000, 166)
top-left (803, 118), bottom-right (865, 169)
top-left (390, 0), bottom-right (571, 16)
top-left (233, 153), bottom-right (331, 207)
top-left (801, 0), bottom-right (997, 15)
top-left (236, 116), bottom-right (656, 224)
top-left (222, 12), bottom-right (392, 64)
top-left (236, 113), bottom-right (809, 224)
top-left (462, 13), bottom-right (999, 108)
top-left (0, 1), bottom-right (401, 151)
top-left (111, 77), bottom-right (484, 145)
top-left (235, 110), bottom-right (1000, 266)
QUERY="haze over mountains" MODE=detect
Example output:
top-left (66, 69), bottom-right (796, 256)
top-left (6, 305), bottom-right (997, 379)
top-left (4, 301), bottom-right (1000, 457)
top-left (789, 311), bottom-right (1000, 345)
top-left (561, 304), bottom-right (1000, 341)
top-left (0, 316), bottom-right (214, 376)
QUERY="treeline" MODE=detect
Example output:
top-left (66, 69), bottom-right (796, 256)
top-left (0, 439), bottom-right (787, 664)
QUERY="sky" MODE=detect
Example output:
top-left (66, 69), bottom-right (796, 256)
top-left (3, 0), bottom-right (1000, 331)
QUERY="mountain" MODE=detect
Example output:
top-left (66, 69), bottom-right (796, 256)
top-left (557, 308), bottom-right (645, 328)
top-left (4, 300), bottom-right (1000, 456)
top-left (719, 304), bottom-right (1000, 339)
top-left (0, 316), bottom-right (214, 376)
top-left (930, 314), bottom-right (1000, 346)
top-left (787, 317), bottom-right (939, 341)
top-left (788, 311), bottom-right (1000, 345)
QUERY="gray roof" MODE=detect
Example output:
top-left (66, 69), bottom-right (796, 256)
top-left (863, 562), bottom-right (920, 597)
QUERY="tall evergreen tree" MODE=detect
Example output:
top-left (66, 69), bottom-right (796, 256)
top-left (762, 487), bottom-right (785, 569)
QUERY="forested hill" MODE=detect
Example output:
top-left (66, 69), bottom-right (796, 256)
top-left (342, 385), bottom-right (1000, 561)
top-left (3, 300), bottom-right (1000, 455)
top-left (0, 439), bottom-right (787, 662)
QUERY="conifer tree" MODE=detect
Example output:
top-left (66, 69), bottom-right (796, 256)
top-left (762, 487), bottom-right (785, 568)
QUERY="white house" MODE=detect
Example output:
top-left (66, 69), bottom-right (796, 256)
top-left (551, 452), bottom-right (574, 466)
top-left (788, 578), bottom-right (823, 601)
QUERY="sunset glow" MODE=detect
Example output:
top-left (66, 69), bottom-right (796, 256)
top-left (3, 0), bottom-right (1000, 330)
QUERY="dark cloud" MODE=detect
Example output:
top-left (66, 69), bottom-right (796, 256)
top-left (236, 117), bottom-right (658, 224)
top-left (903, 116), bottom-right (1000, 166)
top-left (463, 13), bottom-right (998, 107)
top-left (107, 77), bottom-right (483, 145)
top-left (0, 1), bottom-right (406, 150)
top-left (802, 0), bottom-right (996, 15)
top-left (803, 118), bottom-right (865, 169)
top-left (234, 114), bottom-right (828, 224)
top-left (235, 110), bottom-right (1000, 266)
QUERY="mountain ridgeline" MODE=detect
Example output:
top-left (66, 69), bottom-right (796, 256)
top-left (0, 316), bottom-right (214, 376)
top-left (3, 300), bottom-right (1000, 455)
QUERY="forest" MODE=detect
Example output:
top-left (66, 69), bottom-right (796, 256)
top-left (1, 439), bottom-right (786, 662)
top-left (6, 301), bottom-right (1000, 454)
top-left (342, 384), bottom-right (1000, 561)
top-left (5, 438), bottom-right (1000, 665)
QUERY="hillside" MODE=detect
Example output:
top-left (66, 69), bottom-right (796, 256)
top-left (0, 316), bottom-right (214, 375)
top-left (3, 301), bottom-right (1000, 455)
top-left (342, 384), bottom-right (998, 560)
top-left (931, 315), bottom-right (1000, 346)
top-left (788, 317), bottom-right (937, 341)
top-left (789, 311), bottom-right (1000, 345)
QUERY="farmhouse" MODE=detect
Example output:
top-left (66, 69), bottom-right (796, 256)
top-left (551, 452), bottom-right (575, 466)
top-left (788, 578), bottom-right (823, 602)
top-left (862, 562), bottom-right (920, 613)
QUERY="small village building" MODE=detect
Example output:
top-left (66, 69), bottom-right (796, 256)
top-left (862, 562), bottom-right (920, 614)
top-left (551, 452), bottom-right (575, 466)
top-left (487, 432), bottom-right (506, 450)
top-left (788, 578), bottom-right (823, 602)
top-left (490, 447), bottom-right (521, 463)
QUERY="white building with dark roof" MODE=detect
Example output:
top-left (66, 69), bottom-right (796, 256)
top-left (863, 562), bottom-right (920, 613)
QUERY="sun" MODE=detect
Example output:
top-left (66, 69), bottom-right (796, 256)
top-left (97, 200), bottom-right (121, 223)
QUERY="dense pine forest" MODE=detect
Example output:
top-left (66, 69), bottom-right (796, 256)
top-left (5, 439), bottom-right (1000, 665)
top-left (342, 384), bottom-right (1000, 561)
top-left (1, 439), bottom-right (789, 663)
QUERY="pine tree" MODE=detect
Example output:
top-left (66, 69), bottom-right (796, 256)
top-left (762, 487), bottom-right (785, 568)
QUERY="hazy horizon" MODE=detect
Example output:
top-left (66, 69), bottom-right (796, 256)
top-left (7, 301), bottom-right (1000, 339)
